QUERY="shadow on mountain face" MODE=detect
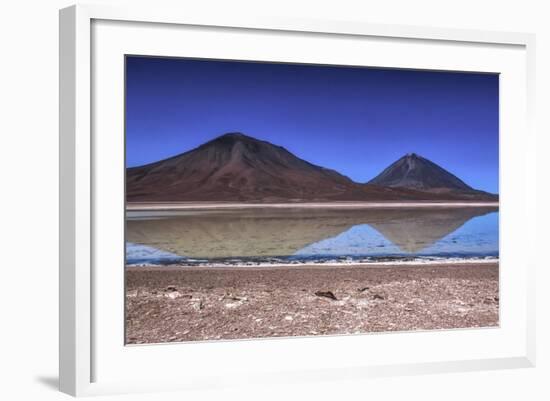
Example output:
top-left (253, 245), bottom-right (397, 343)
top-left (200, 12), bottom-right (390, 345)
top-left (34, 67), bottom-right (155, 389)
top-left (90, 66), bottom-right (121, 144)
top-left (126, 206), bottom-right (498, 259)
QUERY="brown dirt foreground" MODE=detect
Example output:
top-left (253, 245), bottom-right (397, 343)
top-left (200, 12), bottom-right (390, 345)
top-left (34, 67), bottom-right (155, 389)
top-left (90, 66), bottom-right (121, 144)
top-left (125, 262), bottom-right (499, 344)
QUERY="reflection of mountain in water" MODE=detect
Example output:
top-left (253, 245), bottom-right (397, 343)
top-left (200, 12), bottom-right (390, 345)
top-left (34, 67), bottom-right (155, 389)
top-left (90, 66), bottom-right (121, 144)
top-left (126, 207), bottom-right (497, 259)
top-left (369, 208), bottom-right (495, 253)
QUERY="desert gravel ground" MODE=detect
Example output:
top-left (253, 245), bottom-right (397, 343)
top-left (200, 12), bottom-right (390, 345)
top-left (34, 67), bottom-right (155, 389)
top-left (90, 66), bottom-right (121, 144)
top-left (125, 262), bottom-right (498, 344)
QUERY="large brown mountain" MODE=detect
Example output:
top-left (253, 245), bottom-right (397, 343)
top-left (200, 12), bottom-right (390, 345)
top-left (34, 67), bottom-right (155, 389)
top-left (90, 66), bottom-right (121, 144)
top-left (126, 133), bottom-right (497, 202)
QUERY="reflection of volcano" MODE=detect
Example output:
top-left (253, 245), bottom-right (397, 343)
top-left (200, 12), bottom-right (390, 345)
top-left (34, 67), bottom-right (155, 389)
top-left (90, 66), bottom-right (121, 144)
top-left (368, 208), bottom-right (496, 253)
top-left (126, 207), bottom-right (497, 260)
top-left (127, 209), bottom-right (359, 259)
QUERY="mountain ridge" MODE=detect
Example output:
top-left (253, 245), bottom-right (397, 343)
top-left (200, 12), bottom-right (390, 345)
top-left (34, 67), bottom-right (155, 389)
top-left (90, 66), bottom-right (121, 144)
top-left (127, 132), bottom-right (497, 202)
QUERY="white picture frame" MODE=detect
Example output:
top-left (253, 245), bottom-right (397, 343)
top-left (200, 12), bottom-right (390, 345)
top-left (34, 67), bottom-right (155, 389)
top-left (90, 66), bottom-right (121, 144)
top-left (59, 4), bottom-right (536, 397)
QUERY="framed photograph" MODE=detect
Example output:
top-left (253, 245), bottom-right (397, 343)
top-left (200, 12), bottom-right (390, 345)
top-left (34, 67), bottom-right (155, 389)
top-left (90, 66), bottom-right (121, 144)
top-left (59, 4), bottom-right (536, 396)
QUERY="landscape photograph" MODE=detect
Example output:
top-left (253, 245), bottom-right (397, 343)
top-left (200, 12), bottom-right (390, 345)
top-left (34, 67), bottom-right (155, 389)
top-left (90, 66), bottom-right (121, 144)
top-left (125, 56), bottom-right (499, 344)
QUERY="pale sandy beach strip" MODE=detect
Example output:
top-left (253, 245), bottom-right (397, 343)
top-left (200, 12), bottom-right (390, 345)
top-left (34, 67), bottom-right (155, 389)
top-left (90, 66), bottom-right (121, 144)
top-left (127, 259), bottom-right (499, 271)
top-left (127, 201), bottom-right (499, 211)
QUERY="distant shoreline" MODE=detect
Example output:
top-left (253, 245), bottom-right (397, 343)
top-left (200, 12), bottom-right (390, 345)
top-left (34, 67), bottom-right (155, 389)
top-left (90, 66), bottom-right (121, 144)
top-left (126, 201), bottom-right (499, 211)
top-left (126, 259), bottom-right (499, 271)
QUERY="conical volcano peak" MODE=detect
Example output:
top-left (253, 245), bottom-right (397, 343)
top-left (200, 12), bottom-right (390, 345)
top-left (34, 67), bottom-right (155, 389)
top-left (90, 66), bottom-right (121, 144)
top-left (403, 153), bottom-right (430, 164)
top-left (368, 153), bottom-right (473, 191)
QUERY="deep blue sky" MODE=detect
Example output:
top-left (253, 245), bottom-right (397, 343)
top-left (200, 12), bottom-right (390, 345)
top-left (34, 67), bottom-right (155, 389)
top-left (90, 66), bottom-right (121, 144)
top-left (126, 56), bottom-right (499, 193)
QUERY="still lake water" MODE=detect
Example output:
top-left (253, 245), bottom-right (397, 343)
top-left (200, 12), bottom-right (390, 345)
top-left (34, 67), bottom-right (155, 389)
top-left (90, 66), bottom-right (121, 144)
top-left (126, 207), bottom-right (499, 266)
